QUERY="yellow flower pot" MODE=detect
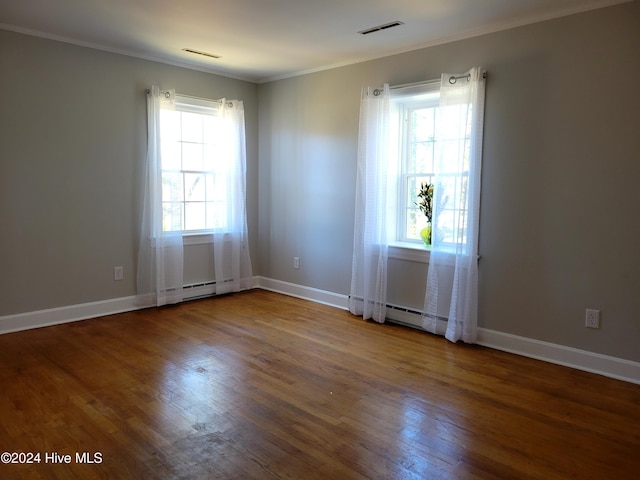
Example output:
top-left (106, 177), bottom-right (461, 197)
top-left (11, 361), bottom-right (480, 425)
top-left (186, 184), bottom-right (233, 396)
top-left (420, 225), bottom-right (432, 246)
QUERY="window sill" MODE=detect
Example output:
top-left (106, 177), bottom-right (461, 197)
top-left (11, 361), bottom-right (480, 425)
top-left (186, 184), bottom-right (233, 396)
top-left (183, 233), bottom-right (214, 245)
top-left (388, 242), bottom-right (431, 263)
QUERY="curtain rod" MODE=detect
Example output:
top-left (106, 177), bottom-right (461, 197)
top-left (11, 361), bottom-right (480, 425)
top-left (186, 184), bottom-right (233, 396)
top-left (447, 71), bottom-right (488, 84)
top-left (144, 88), bottom-right (228, 105)
top-left (145, 88), bottom-right (172, 99)
top-left (373, 71), bottom-right (487, 96)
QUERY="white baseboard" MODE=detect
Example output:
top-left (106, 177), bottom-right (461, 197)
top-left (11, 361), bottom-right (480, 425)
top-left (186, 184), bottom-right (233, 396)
top-left (0, 296), bottom-right (144, 335)
top-left (0, 277), bottom-right (262, 335)
top-left (2, 278), bottom-right (638, 385)
top-left (255, 276), bottom-right (349, 310)
top-left (477, 328), bottom-right (640, 385)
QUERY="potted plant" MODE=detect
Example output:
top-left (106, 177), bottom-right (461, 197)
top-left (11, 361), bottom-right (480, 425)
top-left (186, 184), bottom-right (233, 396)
top-left (416, 181), bottom-right (449, 246)
top-left (416, 182), bottom-right (434, 246)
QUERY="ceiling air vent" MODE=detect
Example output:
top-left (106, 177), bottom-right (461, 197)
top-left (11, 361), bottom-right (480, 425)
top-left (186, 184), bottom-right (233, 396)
top-left (182, 48), bottom-right (221, 59)
top-left (358, 21), bottom-right (404, 35)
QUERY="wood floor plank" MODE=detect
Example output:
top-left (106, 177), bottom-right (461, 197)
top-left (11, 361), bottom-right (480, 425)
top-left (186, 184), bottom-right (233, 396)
top-left (0, 289), bottom-right (639, 479)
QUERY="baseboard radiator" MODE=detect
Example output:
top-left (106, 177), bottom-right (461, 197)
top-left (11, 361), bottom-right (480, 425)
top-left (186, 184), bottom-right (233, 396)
top-left (385, 303), bottom-right (426, 328)
top-left (182, 279), bottom-right (235, 301)
top-left (350, 296), bottom-right (448, 333)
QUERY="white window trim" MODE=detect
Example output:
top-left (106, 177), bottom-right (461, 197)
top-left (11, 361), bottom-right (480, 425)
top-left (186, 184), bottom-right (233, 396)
top-left (388, 242), bottom-right (431, 263)
top-left (183, 233), bottom-right (214, 245)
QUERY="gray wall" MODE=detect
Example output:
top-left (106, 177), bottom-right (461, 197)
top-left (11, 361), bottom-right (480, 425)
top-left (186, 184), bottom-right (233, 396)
top-left (0, 30), bottom-right (259, 315)
top-left (258, 1), bottom-right (640, 362)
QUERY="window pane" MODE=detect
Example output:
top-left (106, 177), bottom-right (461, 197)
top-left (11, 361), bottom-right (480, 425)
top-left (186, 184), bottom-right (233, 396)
top-left (463, 138), bottom-right (471, 171)
top-left (407, 176), bottom-right (419, 208)
top-left (184, 173), bottom-right (206, 202)
top-left (181, 112), bottom-right (203, 143)
top-left (405, 175), bottom-right (432, 240)
top-left (203, 143), bottom-right (217, 171)
top-left (163, 202), bottom-right (183, 232)
top-left (202, 115), bottom-right (218, 140)
top-left (406, 209), bottom-right (428, 240)
top-left (407, 175), bottom-right (433, 207)
top-left (162, 172), bottom-right (183, 203)
top-left (205, 175), bottom-right (228, 230)
top-left (412, 108), bottom-right (435, 142)
top-left (437, 209), bottom-right (454, 243)
top-left (412, 141), bottom-right (434, 173)
top-left (205, 173), bottom-right (215, 202)
top-left (211, 173), bottom-right (227, 203)
top-left (438, 139), bottom-right (465, 173)
top-left (161, 140), bottom-right (181, 171)
top-left (184, 202), bottom-right (206, 231)
top-left (160, 110), bottom-right (180, 140)
top-left (182, 142), bottom-right (203, 171)
top-left (209, 201), bottom-right (227, 229)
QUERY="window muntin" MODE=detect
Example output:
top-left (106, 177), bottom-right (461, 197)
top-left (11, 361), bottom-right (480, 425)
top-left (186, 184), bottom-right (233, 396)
top-left (159, 99), bottom-right (227, 233)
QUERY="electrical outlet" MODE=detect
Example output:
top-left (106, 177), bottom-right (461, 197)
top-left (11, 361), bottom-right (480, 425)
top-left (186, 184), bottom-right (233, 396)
top-left (293, 257), bottom-right (300, 269)
top-left (114, 266), bottom-right (124, 281)
top-left (585, 309), bottom-right (600, 329)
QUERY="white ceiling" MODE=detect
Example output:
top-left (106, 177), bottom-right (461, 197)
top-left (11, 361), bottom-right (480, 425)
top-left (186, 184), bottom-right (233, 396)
top-left (0, 0), bottom-right (630, 83)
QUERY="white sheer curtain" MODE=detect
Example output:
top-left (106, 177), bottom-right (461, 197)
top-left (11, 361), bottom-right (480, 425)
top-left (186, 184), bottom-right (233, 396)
top-left (349, 85), bottom-right (395, 323)
top-left (422, 68), bottom-right (486, 343)
top-left (212, 100), bottom-right (253, 294)
top-left (137, 85), bottom-right (184, 306)
top-left (137, 88), bottom-right (252, 307)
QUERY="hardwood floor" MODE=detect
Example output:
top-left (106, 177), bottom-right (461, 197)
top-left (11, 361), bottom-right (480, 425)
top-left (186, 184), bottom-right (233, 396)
top-left (0, 289), bottom-right (639, 479)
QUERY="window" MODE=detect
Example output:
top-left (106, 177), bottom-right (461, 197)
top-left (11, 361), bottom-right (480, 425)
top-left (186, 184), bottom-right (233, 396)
top-left (138, 85), bottom-right (252, 307)
top-left (391, 82), bottom-right (472, 248)
top-left (159, 96), bottom-right (228, 233)
top-left (350, 69), bottom-right (485, 338)
top-left (392, 84), bottom-right (439, 243)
